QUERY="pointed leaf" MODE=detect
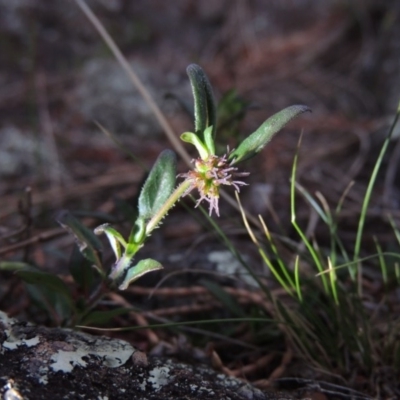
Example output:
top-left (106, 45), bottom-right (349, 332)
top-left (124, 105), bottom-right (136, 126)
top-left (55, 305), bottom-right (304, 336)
top-left (94, 223), bottom-right (126, 260)
top-left (180, 132), bottom-right (209, 159)
top-left (16, 270), bottom-right (73, 306)
top-left (57, 210), bottom-right (103, 268)
top-left (187, 64), bottom-right (217, 137)
top-left (26, 283), bottom-right (74, 322)
top-left (2, 263), bottom-right (75, 323)
top-left (118, 258), bottom-right (163, 290)
top-left (138, 150), bottom-right (177, 219)
top-left (229, 105), bottom-right (311, 164)
top-left (203, 125), bottom-right (215, 155)
top-left (68, 246), bottom-right (97, 292)
top-left (0, 262), bottom-right (35, 271)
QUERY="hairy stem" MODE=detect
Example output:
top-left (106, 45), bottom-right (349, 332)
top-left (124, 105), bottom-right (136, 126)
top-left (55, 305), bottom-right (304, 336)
top-left (146, 180), bottom-right (192, 235)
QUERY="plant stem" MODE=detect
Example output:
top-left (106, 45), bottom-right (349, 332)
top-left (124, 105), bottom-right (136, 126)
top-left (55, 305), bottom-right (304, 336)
top-left (72, 281), bottom-right (108, 326)
top-left (353, 102), bottom-right (400, 293)
top-left (145, 180), bottom-right (191, 235)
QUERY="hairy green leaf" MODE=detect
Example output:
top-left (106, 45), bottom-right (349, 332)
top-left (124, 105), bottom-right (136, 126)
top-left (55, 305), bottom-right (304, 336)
top-left (118, 258), bottom-right (163, 290)
top-left (229, 105), bottom-right (311, 164)
top-left (138, 149), bottom-right (177, 220)
top-left (187, 64), bottom-right (217, 138)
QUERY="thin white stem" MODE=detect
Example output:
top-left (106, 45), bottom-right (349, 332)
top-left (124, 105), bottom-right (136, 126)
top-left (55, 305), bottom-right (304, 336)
top-left (74, 0), bottom-right (191, 166)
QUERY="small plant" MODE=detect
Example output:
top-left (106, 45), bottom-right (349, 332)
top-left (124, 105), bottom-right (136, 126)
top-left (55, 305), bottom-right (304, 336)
top-left (78, 64), bottom-right (310, 292)
top-left (1, 64), bottom-right (309, 325)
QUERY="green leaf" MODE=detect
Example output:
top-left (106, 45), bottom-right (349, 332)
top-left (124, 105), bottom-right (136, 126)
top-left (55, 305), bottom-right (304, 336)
top-left (1, 262), bottom-right (75, 316)
top-left (229, 105), bottom-right (311, 164)
top-left (118, 258), bottom-right (163, 290)
top-left (0, 262), bottom-right (35, 271)
top-left (107, 243), bottom-right (143, 283)
top-left (94, 223), bottom-right (126, 260)
top-left (129, 217), bottom-right (146, 245)
top-left (186, 64), bottom-right (217, 138)
top-left (26, 283), bottom-right (73, 323)
top-left (57, 210), bottom-right (103, 270)
top-left (203, 125), bottom-right (215, 155)
top-left (108, 253), bottom-right (133, 282)
top-left (17, 270), bottom-right (73, 307)
top-left (138, 150), bottom-right (177, 220)
top-left (180, 131), bottom-right (209, 159)
top-left (68, 246), bottom-right (98, 293)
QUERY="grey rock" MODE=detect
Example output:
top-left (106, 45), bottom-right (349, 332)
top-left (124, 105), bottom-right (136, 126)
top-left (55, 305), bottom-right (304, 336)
top-left (0, 311), bottom-right (286, 400)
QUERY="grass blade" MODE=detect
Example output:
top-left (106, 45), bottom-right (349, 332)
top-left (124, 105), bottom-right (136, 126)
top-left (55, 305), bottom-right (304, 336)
top-left (353, 103), bottom-right (400, 291)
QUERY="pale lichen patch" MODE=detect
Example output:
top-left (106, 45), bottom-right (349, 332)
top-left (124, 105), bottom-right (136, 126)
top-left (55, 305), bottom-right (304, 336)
top-left (1, 311), bottom-right (271, 398)
top-left (1, 311), bottom-right (40, 352)
top-left (1, 311), bottom-right (136, 385)
top-left (138, 380), bottom-right (147, 391)
top-left (49, 335), bottom-right (135, 373)
top-left (2, 335), bottom-right (40, 351)
top-left (50, 349), bottom-right (89, 373)
top-left (38, 374), bottom-right (48, 385)
top-left (190, 384), bottom-right (198, 392)
top-left (147, 366), bottom-right (171, 391)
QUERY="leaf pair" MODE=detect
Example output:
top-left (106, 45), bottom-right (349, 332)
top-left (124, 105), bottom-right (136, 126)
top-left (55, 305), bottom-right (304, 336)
top-left (58, 150), bottom-right (177, 291)
top-left (99, 149), bottom-right (177, 290)
top-left (183, 64), bottom-right (311, 167)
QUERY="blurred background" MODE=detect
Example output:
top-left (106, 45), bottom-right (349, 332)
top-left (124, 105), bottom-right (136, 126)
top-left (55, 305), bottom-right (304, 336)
top-left (1, 1), bottom-right (400, 396)
top-left (1, 0), bottom-right (399, 197)
top-left (1, 0), bottom-right (400, 255)
top-left (1, 0), bottom-right (400, 321)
